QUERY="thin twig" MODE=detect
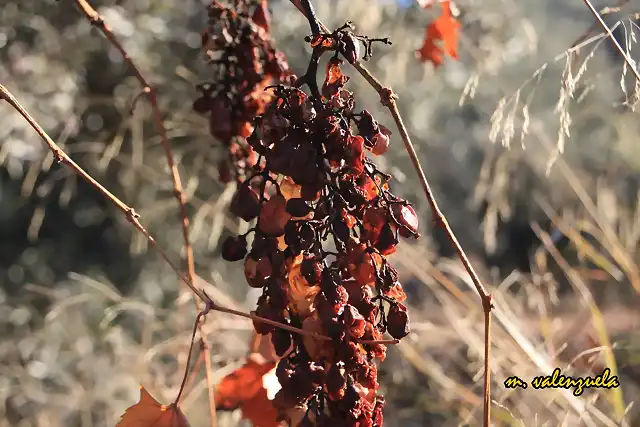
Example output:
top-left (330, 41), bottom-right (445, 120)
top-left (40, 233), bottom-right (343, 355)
top-left (175, 304), bottom-right (210, 405)
top-left (568, 0), bottom-right (629, 60)
top-left (69, 1), bottom-right (218, 423)
top-left (581, 0), bottom-right (640, 83)
top-left (182, 352), bottom-right (205, 398)
top-left (288, 2), bottom-right (493, 426)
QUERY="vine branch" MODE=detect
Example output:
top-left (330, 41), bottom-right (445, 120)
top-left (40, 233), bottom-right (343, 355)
top-left (581, 0), bottom-right (640, 83)
top-left (70, 0), bottom-right (217, 423)
top-left (288, 2), bottom-right (493, 426)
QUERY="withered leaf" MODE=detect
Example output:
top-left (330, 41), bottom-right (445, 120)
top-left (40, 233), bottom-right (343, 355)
top-left (417, 0), bottom-right (461, 67)
top-left (116, 386), bottom-right (190, 427)
top-left (216, 354), bottom-right (281, 427)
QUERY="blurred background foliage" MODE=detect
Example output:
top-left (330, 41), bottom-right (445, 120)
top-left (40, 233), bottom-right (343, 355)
top-left (1, 0), bottom-right (639, 426)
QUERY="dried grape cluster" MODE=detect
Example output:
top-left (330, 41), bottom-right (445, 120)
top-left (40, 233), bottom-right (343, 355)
top-left (198, 2), bottom-right (419, 425)
top-left (194, 0), bottom-right (292, 183)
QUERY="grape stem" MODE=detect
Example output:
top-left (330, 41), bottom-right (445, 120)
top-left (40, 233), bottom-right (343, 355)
top-left (299, 0), bottom-right (321, 36)
top-left (293, 49), bottom-right (323, 109)
top-left (287, 2), bottom-right (494, 426)
top-left (292, 0), bottom-right (324, 107)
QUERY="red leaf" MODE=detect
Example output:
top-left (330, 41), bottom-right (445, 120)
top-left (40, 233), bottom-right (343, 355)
top-left (416, 1), bottom-right (461, 67)
top-left (215, 354), bottom-right (280, 427)
top-left (322, 58), bottom-right (350, 100)
top-left (240, 386), bottom-right (280, 427)
top-left (116, 386), bottom-right (190, 427)
top-left (251, 0), bottom-right (271, 34)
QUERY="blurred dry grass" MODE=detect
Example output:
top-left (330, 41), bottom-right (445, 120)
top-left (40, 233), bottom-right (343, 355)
top-left (1, 0), bottom-right (640, 426)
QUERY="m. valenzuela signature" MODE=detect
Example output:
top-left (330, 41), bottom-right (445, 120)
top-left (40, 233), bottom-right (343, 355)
top-left (503, 368), bottom-right (620, 396)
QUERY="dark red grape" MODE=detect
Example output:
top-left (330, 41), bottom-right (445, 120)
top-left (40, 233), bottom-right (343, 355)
top-left (286, 198), bottom-right (313, 217)
top-left (221, 235), bottom-right (248, 261)
top-left (387, 303), bottom-right (410, 339)
top-left (230, 184), bottom-right (261, 222)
